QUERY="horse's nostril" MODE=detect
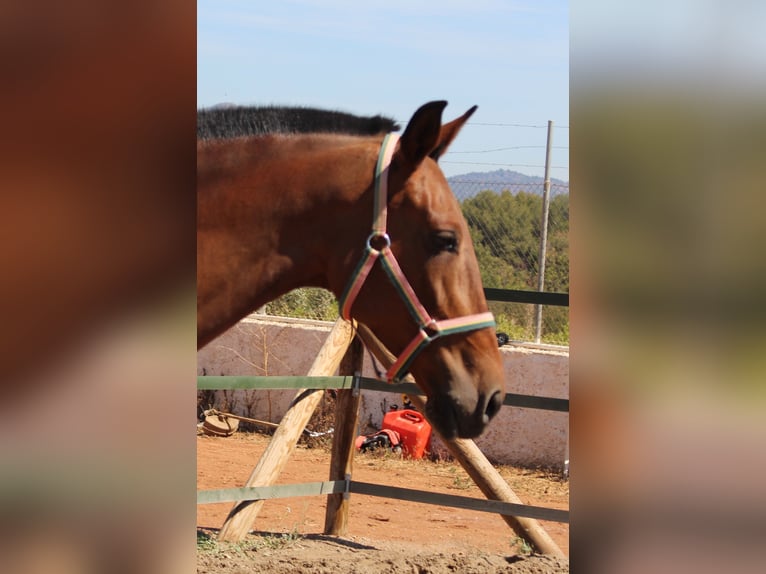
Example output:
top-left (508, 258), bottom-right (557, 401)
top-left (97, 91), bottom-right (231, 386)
top-left (484, 390), bottom-right (503, 422)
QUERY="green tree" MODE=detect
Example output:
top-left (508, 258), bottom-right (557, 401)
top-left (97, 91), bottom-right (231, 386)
top-left (462, 189), bottom-right (569, 344)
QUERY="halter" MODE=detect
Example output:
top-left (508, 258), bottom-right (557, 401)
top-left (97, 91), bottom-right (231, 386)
top-left (338, 133), bottom-right (496, 383)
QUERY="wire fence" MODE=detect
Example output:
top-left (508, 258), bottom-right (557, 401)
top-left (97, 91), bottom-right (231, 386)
top-left (452, 179), bottom-right (569, 344)
top-left (263, 122), bottom-right (569, 345)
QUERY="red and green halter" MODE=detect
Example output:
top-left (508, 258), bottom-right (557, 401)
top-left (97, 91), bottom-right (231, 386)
top-left (338, 133), bottom-right (496, 383)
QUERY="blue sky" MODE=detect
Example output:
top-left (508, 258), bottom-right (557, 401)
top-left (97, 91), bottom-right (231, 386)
top-left (198, 1), bottom-right (569, 180)
top-left (573, 0), bottom-right (766, 93)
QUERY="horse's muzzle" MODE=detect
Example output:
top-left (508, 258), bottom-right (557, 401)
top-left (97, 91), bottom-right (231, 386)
top-left (426, 387), bottom-right (505, 440)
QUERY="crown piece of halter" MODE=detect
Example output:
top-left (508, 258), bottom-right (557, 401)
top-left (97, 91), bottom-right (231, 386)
top-left (338, 133), bottom-right (496, 383)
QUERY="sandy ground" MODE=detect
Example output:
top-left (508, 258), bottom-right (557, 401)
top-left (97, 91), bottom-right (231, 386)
top-left (197, 432), bottom-right (568, 573)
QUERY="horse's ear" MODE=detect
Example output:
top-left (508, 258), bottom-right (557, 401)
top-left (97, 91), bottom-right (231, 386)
top-left (395, 101), bottom-right (448, 171)
top-left (429, 105), bottom-right (478, 161)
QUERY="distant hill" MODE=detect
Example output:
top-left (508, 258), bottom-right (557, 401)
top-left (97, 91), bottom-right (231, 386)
top-left (447, 169), bottom-right (569, 201)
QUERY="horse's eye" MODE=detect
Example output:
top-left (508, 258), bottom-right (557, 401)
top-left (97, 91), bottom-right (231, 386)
top-left (432, 231), bottom-right (458, 254)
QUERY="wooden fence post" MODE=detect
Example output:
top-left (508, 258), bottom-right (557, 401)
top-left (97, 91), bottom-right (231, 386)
top-left (355, 323), bottom-right (565, 558)
top-left (217, 318), bottom-right (356, 542)
top-left (323, 336), bottom-right (364, 535)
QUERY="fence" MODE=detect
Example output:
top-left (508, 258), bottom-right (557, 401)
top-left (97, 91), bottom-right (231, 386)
top-left (197, 374), bottom-right (569, 522)
top-left (198, 287), bottom-right (569, 554)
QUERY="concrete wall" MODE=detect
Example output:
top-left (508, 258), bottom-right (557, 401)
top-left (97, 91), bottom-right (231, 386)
top-left (197, 315), bottom-right (569, 469)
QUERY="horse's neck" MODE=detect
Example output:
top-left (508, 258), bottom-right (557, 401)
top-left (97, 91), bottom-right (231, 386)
top-left (197, 135), bottom-right (375, 347)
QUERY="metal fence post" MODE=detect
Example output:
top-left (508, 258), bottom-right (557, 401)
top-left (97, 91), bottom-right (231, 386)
top-left (534, 120), bottom-right (554, 343)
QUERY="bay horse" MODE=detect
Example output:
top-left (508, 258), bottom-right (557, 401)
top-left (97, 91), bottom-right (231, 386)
top-left (197, 101), bottom-right (505, 439)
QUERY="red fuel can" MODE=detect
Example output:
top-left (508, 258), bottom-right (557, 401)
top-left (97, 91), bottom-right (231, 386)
top-left (382, 409), bottom-right (432, 459)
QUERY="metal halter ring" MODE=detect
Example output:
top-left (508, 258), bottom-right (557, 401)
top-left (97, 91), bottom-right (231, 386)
top-left (365, 232), bottom-right (391, 252)
top-left (422, 319), bottom-right (440, 340)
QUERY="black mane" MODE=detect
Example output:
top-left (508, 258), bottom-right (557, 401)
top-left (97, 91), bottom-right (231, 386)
top-left (197, 105), bottom-right (400, 140)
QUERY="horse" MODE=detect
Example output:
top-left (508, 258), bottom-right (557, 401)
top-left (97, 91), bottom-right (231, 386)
top-left (197, 101), bottom-right (505, 439)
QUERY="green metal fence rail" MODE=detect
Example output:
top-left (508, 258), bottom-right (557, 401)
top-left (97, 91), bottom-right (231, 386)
top-left (198, 376), bottom-right (569, 412)
top-left (484, 287), bottom-right (569, 307)
top-left (197, 479), bottom-right (569, 524)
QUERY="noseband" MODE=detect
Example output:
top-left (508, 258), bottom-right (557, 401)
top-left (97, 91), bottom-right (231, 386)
top-left (338, 133), bottom-right (496, 383)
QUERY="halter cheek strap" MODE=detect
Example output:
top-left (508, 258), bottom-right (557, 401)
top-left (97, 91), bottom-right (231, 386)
top-left (338, 133), bottom-right (496, 383)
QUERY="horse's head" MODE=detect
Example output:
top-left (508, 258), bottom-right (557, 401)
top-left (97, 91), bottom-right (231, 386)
top-left (334, 101), bottom-right (505, 439)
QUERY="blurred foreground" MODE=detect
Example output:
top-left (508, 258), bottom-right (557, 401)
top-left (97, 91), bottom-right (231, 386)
top-left (572, 1), bottom-right (766, 573)
top-left (0, 3), bottom-right (196, 573)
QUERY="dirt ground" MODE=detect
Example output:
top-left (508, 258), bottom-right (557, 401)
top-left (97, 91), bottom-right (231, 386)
top-left (197, 432), bottom-right (569, 573)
